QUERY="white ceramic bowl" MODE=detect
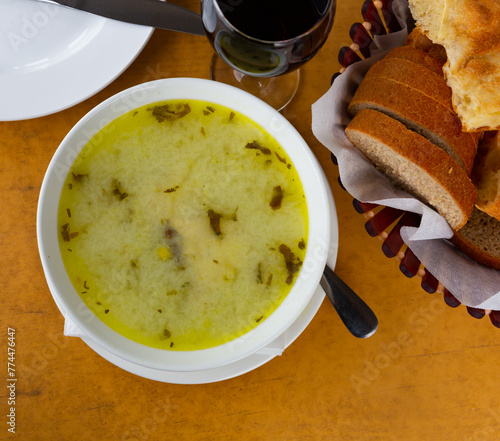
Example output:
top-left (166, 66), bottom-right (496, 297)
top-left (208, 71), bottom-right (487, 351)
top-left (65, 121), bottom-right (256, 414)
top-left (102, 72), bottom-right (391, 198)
top-left (37, 78), bottom-right (333, 372)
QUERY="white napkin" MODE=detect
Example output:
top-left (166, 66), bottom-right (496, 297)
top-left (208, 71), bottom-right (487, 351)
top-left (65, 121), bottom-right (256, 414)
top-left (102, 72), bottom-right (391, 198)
top-left (63, 314), bottom-right (286, 356)
top-left (311, 0), bottom-right (500, 310)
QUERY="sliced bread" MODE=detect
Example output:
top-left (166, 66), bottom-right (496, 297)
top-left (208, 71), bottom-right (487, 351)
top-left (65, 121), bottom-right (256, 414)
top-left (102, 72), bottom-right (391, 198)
top-left (345, 109), bottom-right (476, 231)
top-left (348, 77), bottom-right (478, 175)
top-left (383, 45), bottom-right (445, 76)
top-left (451, 208), bottom-right (500, 270)
top-left (364, 57), bottom-right (453, 112)
top-left (472, 131), bottom-right (500, 221)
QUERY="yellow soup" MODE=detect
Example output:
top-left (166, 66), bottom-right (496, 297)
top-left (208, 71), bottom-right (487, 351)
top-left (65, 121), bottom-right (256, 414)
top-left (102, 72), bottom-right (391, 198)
top-left (58, 99), bottom-right (308, 351)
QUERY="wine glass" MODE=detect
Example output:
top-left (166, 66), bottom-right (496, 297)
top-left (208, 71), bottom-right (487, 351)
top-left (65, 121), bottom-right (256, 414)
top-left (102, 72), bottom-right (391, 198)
top-left (201, 0), bottom-right (336, 110)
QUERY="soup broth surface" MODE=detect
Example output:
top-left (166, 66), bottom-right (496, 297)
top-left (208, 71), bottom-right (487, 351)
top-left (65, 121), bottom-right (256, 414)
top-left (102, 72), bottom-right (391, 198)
top-left (58, 99), bottom-right (308, 350)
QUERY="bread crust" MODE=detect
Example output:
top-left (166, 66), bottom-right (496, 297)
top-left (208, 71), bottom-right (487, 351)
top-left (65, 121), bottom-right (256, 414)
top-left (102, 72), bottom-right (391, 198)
top-left (383, 45), bottom-right (445, 76)
top-left (364, 57), bottom-right (453, 112)
top-left (478, 203), bottom-right (500, 221)
top-left (348, 77), bottom-right (478, 175)
top-left (345, 109), bottom-right (476, 230)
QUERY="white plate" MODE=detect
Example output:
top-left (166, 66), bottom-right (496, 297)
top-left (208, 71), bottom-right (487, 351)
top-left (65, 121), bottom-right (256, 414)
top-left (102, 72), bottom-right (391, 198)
top-left (0, 0), bottom-right (153, 121)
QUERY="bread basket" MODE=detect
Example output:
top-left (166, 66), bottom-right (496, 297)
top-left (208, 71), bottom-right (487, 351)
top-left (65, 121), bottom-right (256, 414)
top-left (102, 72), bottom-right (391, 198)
top-left (331, 0), bottom-right (500, 328)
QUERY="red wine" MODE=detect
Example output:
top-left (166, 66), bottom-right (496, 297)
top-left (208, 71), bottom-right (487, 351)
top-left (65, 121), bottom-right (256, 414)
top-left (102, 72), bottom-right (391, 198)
top-left (202, 0), bottom-right (335, 76)
top-left (217, 0), bottom-right (330, 41)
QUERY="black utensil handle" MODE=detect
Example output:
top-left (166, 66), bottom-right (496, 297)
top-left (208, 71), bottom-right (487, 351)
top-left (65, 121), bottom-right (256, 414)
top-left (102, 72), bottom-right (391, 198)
top-left (321, 265), bottom-right (378, 338)
top-left (51, 0), bottom-right (205, 35)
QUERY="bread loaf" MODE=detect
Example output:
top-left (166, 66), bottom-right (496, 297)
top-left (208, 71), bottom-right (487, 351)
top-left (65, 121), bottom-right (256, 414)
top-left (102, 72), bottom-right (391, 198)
top-left (345, 109), bottom-right (476, 230)
top-left (472, 131), bottom-right (500, 221)
top-left (408, 0), bottom-right (500, 131)
top-left (348, 76), bottom-right (478, 175)
top-left (451, 208), bottom-right (500, 270)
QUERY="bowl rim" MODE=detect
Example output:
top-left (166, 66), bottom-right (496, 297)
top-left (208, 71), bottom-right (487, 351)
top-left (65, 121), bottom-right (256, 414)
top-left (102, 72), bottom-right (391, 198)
top-left (37, 77), bottom-right (333, 372)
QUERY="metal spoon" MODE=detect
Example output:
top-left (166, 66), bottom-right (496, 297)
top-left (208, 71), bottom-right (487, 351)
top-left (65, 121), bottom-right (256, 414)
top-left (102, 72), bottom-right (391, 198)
top-left (320, 265), bottom-right (378, 338)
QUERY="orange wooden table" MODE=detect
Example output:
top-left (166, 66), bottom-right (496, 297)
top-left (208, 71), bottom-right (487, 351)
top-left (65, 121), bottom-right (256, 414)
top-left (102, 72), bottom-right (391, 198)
top-left (2, 1), bottom-right (500, 440)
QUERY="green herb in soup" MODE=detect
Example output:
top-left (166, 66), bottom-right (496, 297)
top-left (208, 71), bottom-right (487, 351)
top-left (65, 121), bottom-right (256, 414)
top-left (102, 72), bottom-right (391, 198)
top-left (58, 99), bottom-right (308, 351)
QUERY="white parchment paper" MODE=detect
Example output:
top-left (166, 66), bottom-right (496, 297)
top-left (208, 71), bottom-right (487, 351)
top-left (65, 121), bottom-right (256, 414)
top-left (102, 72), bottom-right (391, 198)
top-left (311, 0), bottom-right (500, 309)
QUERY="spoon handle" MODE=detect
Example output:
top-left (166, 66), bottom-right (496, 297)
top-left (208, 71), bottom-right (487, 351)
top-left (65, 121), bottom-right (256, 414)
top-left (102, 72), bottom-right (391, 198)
top-left (320, 265), bottom-right (378, 338)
